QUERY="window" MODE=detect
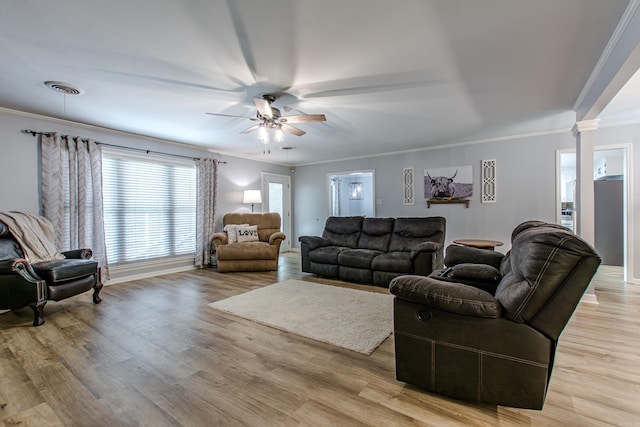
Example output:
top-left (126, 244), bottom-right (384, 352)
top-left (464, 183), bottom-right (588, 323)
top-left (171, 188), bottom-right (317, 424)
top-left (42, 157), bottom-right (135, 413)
top-left (101, 148), bottom-right (196, 265)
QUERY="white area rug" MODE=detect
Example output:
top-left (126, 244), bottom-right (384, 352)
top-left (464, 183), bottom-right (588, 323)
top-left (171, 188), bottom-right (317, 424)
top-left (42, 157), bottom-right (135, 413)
top-left (208, 279), bottom-right (394, 355)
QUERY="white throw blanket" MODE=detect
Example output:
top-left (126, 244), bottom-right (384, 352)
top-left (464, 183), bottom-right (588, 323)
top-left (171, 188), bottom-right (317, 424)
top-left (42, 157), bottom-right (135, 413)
top-left (0, 211), bottom-right (64, 263)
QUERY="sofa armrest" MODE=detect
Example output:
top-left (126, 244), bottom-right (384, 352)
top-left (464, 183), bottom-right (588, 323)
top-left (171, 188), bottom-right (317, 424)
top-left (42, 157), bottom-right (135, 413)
top-left (444, 244), bottom-right (504, 269)
top-left (211, 232), bottom-right (228, 247)
top-left (389, 275), bottom-right (501, 318)
top-left (410, 241), bottom-right (442, 259)
top-left (440, 263), bottom-right (501, 282)
top-left (269, 232), bottom-right (286, 246)
top-left (298, 235), bottom-right (329, 250)
top-left (61, 248), bottom-right (93, 260)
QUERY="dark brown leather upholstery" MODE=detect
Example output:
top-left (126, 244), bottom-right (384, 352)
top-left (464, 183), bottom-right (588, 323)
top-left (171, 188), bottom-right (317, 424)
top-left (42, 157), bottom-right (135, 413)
top-left (0, 217), bottom-right (102, 326)
top-left (299, 216), bottom-right (446, 287)
top-left (389, 220), bottom-right (601, 409)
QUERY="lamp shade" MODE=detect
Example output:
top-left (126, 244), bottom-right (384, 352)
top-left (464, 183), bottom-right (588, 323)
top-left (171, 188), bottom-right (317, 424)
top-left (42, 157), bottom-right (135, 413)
top-left (243, 190), bottom-right (262, 204)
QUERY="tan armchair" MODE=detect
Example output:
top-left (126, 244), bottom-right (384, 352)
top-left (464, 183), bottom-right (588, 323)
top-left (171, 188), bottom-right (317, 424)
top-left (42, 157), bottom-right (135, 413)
top-left (211, 212), bottom-right (286, 272)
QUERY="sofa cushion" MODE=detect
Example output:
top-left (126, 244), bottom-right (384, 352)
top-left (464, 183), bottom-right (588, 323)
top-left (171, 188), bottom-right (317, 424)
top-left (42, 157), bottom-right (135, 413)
top-left (358, 217), bottom-right (394, 251)
top-left (371, 251), bottom-right (413, 273)
top-left (338, 248), bottom-right (382, 269)
top-left (388, 217), bottom-right (445, 252)
top-left (309, 246), bottom-right (347, 264)
top-left (322, 216), bottom-right (364, 248)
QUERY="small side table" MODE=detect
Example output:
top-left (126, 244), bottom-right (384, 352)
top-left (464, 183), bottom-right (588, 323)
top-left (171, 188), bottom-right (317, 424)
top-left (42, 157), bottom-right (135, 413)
top-left (453, 239), bottom-right (504, 250)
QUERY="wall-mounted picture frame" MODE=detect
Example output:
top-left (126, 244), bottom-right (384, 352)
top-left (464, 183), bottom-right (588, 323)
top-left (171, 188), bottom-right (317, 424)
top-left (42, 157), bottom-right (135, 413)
top-left (424, 165), bottom-right (473, 199)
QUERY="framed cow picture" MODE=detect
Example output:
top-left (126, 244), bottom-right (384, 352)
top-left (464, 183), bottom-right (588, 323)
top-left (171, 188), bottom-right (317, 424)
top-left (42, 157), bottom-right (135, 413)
top-left (424, 165), bottom-right (473, 199)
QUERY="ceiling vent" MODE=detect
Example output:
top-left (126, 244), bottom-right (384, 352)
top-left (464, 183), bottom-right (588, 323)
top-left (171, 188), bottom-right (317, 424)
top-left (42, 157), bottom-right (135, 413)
top-left (44, 81), bottom-right (84, 95)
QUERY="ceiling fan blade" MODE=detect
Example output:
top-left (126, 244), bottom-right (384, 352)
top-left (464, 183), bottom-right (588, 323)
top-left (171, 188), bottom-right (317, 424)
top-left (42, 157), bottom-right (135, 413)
top-left (281, 123), bottom-right (306, 136)
top-left (240, 124), bottom-right (261, 134)
top-left (206, 112), bottom-right (257, 120)
top-left (253, 97), bottom-right (273, 118)
top-left (280, 114), bottom-right (326, 124)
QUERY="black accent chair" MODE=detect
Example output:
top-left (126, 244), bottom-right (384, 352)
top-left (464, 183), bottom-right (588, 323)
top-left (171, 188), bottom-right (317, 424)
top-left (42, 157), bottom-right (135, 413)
top-left (0, 217), bottom-right (102, 326)
top-left (389, 221), bottom-right (601, 409)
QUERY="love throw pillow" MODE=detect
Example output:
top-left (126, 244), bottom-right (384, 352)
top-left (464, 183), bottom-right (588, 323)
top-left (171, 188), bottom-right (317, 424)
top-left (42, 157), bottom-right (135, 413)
top-left (236, 225), bottom-right (259, 243)
top-left (223, 223), bottom-right (249, 244)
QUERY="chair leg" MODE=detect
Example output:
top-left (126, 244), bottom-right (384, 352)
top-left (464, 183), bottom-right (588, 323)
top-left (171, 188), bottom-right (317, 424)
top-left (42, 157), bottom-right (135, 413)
top-left (92, 275), bottom-right (103, 304)
top-left (29, 301), bottom-right (46, 326)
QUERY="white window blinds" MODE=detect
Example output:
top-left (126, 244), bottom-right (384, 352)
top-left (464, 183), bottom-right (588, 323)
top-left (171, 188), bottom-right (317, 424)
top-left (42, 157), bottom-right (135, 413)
top-left (101, 148), bottom-right (196, 265)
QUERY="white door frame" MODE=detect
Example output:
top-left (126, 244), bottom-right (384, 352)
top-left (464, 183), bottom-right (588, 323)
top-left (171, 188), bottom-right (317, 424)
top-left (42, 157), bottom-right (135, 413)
top-left (556, 143), bottom-right (634, 283)
top-left (261, 172), bottom-right (292, 252)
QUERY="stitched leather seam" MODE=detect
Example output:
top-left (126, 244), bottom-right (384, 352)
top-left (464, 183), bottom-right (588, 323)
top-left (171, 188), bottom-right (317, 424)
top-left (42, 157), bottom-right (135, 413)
top-left (396, 332), bottom-right (549, 368)
top-left (513, 236), bottom-right (570, 319)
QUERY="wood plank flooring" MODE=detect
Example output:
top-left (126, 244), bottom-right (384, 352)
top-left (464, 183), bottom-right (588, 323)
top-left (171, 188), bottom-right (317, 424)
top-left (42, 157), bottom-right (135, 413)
top-left (1, 254), bottom-right (639, 426)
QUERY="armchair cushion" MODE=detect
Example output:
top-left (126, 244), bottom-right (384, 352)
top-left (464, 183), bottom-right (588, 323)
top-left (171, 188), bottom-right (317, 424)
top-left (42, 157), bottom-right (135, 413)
top-left (223, 223), bottom-right (249, 244)
top-left (32, 259), bottom-right (98, 284)
top-left (390, 275), bottom-right (502, 318)
top-left (442, 263), bottom-right (501, 282)
top-left (444, 244), bottom-right (504, 269)
top-left (236, 225), bottom-right (259, 243)
top-left (0, 238), bottom-right (23, 260)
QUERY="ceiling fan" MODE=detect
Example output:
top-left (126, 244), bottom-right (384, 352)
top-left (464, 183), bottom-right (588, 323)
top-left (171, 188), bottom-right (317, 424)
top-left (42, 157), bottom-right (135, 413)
top-left (206, 94), bottom-right (326, 143)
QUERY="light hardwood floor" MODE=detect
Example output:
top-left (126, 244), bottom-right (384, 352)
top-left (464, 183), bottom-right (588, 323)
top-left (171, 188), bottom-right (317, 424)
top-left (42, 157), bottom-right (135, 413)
top-left (1, 254), bottom-right (639, 426)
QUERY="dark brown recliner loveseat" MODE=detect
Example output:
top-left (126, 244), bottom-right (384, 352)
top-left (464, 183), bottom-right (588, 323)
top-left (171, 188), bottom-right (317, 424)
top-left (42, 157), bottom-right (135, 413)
top-left (389, 220), bottom-right (601, 409)
top-left (299, 216), bottom-right (446, 287)
top-left (0, 212), bottom-right (102, 326)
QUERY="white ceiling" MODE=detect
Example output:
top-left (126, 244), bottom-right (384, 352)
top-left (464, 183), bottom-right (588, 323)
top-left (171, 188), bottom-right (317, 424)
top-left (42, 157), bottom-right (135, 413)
top-left (1, 0), bottom-right (637, 165)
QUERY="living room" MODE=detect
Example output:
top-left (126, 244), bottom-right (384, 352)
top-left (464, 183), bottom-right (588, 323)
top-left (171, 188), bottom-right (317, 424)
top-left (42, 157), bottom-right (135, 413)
top-left (1, 1), bottom-right (640, 425)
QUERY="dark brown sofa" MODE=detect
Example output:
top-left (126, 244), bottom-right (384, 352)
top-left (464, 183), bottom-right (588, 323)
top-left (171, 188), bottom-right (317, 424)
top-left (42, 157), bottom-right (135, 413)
top-left (299, 216), bottom-right (446, 287)
top-left (389, 220), bottom-right (601, 409)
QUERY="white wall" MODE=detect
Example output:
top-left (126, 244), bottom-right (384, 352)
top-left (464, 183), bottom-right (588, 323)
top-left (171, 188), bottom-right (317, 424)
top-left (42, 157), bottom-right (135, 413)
top-left (292, 127), bottom-right (640, 283)
top-left (0, 109), bottom-right (290, 282)
top-left (3, 108), bottom-right (638, 283)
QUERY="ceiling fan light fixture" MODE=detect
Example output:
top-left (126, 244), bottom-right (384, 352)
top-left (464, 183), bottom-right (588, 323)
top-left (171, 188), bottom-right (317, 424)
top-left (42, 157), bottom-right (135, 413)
top-left (258, 123), bottom-right (269, 144)
top-left (274, 125), bottom-right (284, 143)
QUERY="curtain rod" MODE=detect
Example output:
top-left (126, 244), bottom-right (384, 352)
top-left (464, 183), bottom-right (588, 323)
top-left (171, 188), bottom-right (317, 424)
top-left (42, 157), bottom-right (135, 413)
top-left (20, 129), bottom-right (227, 164)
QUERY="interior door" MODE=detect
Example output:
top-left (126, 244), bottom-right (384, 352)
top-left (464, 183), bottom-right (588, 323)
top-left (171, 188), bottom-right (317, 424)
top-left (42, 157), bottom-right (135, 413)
top-left (262, 172), bottom-right (291, 252)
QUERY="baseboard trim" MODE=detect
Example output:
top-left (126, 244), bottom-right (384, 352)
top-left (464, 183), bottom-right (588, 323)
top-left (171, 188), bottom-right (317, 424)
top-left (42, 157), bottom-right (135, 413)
top-left (580, 293), bottom-right (599, 305)
top-left (106, 265), bottom-right (196, 285)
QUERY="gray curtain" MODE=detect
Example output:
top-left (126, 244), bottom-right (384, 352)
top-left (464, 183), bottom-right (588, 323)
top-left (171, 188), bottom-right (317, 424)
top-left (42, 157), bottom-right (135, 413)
top-left (195, 158), bottom-right (218, 268)
top-left (40, 133), bottom-right (109, 280)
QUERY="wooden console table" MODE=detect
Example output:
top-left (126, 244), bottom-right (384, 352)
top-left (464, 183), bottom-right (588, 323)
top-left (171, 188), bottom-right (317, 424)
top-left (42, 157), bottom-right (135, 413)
top-left (427, 199), bottom-right (469, 208)
top-left (453, 239), bottom-right (504, 250)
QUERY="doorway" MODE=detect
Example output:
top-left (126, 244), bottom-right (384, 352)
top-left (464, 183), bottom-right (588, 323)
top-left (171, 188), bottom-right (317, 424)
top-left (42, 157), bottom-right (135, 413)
top-left (327, 170), bottom-right (375, 217)
top-left (262, 172), bottom-right (291, 252)
top-left (556, 144), bottom-right (632, 280)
